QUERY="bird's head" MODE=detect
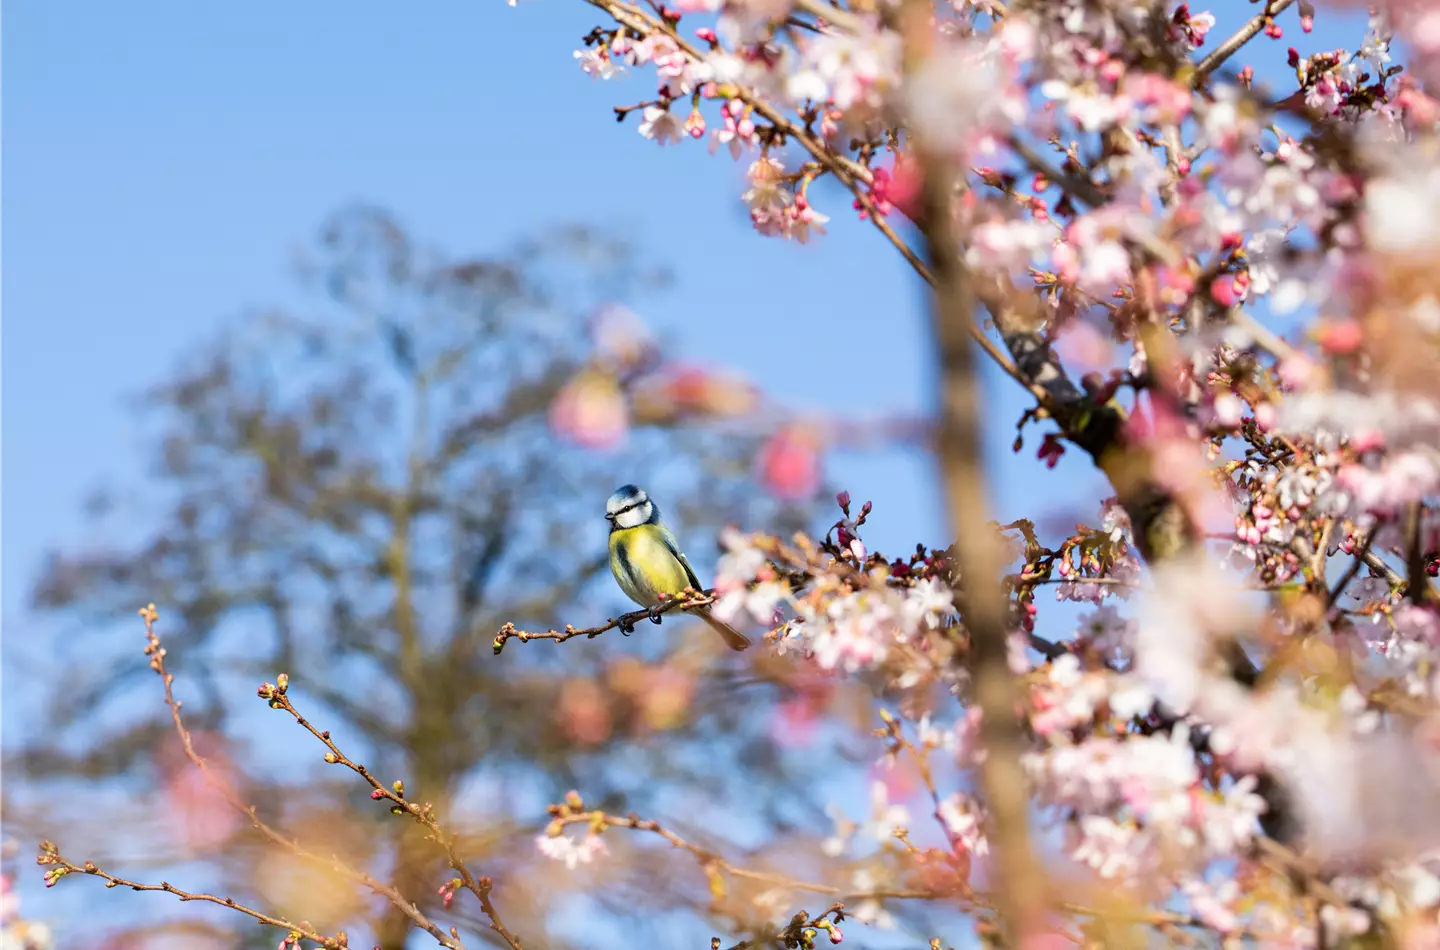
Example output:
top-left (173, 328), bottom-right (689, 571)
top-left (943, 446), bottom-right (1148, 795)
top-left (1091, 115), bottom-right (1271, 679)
top-left (605, 484), bottom-right (656, 529)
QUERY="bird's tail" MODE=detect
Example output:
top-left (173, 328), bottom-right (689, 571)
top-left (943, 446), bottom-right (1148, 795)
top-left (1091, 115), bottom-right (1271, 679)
top-left (695, 608), bottom-right (751, 652)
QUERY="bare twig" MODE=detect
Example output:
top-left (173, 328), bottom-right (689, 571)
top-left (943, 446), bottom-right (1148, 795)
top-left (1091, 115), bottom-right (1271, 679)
top-left (492, 588), bottom-right (716, 652)
top-left (36, 844), bottom-right (347, 949)
top-left (132, 605), bottom-right (467, 950)
top-left (715, 902), bottom-right (849, 950)
top-left (549, 808), bottom-right (930, 900)
top-left (1326, 532), bottom-right (1379, 611)
top-left (262, 691), bottom-right (524, 950)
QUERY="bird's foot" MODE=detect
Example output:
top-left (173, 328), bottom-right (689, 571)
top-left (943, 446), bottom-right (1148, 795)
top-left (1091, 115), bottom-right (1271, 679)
top-left (647, 606), bottom-right (665, 625)
top-left (618, 617), bottom-right (636, 635)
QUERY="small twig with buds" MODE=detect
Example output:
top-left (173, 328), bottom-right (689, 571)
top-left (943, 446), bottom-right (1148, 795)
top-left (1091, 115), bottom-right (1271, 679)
top-left (36, 842), bottom-right (346, 948)
top-left (715, 902), bottom-right (848, 950)
top-left (1192, 0), bottom-right (1298, 85)
top-left (492, 589), bottom-right (718, 653)
top-left (257, 683), bottom-right (524, 950)
top-left (543, 793), bottom-right (930, 904)
top-left (47, 605), bottom-right (468, 950)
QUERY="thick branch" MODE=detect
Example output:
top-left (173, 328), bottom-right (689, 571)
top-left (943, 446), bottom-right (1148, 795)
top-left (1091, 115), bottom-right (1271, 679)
top-left (903, 11), bottom-right (1047, 943)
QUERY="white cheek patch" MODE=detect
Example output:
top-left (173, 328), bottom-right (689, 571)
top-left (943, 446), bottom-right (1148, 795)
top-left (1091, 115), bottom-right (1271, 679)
top-left (615, 502), bottom-right (652, 528)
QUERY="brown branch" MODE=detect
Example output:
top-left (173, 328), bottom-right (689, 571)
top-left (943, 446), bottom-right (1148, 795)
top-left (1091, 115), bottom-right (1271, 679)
top-left (716, 902), bottom-right (848, 950)
top-left (36, 844), bottom-right (347, 948)
top-left (1365, 548), bottom-right (1406, 590)
top-left (549, 808), bottom-right (933, 902)
top-left (133, 605), bottom-right (467, 950)
top-left (492, 588), bottom-right (716, 652)
top-left (555, 803), bottom-right (1262, 941)
top-left (900, 6), bottom-right (1046, 945)
top-left (1326, 532), bottom-right (1379, 612)
top-left (1192, 0), bottom-right (1298, 86)
top-left (1405, 502), bottom-right (1432, 605)
top-left (582, 0), bottom-right (1047, 406)
top-left (261, 688), bottom-right (524, 950)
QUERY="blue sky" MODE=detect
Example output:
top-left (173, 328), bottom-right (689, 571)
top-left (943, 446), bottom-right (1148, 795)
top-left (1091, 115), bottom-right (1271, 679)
top-left (4, 0), bottom-right (1369, 944)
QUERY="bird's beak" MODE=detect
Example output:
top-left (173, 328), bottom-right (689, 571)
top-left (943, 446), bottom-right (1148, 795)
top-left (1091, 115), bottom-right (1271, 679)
top-left (604, 512), bottom-right (616, 522)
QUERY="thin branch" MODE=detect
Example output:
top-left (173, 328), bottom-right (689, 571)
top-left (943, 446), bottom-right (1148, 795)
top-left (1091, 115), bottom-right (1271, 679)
top-left (716, 902), bottom-right (849, 950)
top-left (583, 0), bottom-right (1047, 406)
top-left (1326, 532), bottom-right (1378, 611)
top-left (550, 809), bottom-right (932, 901)
top-left (132, 605), bottom-right (467, 950)
top-left (1192, 0), bottom-right (1298, 85)
top-left (262, 689), bottom-right (525, 950)
top-left (790, 0), bottom-right (862, 32)
top-left (36, 845), bottom-right (347, 949)
top-left (492, 588), bottom-right (717, 652)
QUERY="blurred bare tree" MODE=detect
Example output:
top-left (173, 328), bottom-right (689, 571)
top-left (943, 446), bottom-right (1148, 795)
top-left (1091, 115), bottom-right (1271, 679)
top-left (6, 207), bottom-right (838, 950)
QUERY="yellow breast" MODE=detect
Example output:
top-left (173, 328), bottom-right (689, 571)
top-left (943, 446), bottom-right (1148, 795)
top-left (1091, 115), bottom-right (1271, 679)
top-left (609, 526), bottom-right (692, 607)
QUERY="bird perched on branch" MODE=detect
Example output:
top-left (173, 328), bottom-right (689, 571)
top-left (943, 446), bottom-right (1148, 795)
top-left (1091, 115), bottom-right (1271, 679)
top-left (605, 484), bottom-right (751, 651)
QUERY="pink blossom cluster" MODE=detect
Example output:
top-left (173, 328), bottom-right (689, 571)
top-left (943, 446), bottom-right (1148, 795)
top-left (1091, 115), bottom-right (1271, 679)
top-left (523, 0), bottom-right (1440, 942)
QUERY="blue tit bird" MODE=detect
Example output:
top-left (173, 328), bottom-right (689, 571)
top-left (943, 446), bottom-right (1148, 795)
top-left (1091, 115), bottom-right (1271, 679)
top-left (605, 484), bottom-right (751, 652)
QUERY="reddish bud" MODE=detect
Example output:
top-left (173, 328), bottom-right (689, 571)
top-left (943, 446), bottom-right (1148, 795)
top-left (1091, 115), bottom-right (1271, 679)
top-left (976, 166), bottom-right (1004, 188)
